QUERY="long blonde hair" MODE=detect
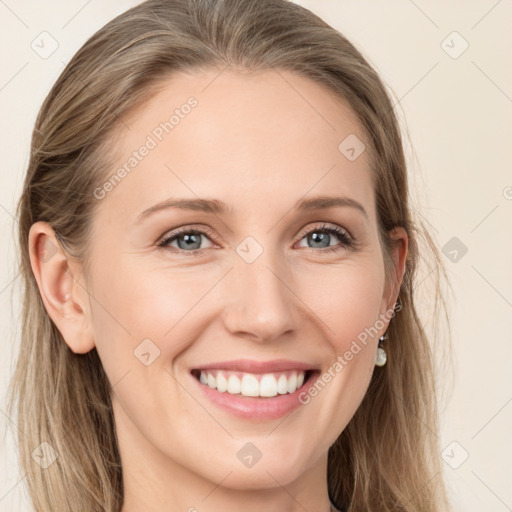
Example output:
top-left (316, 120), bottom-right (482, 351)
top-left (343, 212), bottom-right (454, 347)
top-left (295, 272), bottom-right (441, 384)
top-left (7, 0), bottom-right (453, 510)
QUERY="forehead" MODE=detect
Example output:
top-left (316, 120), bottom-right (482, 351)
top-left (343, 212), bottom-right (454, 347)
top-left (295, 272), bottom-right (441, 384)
top-left (96, 67), bottom-right (374, 223)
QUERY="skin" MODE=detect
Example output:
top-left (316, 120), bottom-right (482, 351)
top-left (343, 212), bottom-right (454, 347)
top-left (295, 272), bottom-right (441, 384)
top-left (29, 67), bottom-right (407, 512)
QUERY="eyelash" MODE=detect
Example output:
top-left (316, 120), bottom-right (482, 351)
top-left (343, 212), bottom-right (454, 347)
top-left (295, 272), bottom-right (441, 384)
top-left (157, 223), bottom-right (356, 257)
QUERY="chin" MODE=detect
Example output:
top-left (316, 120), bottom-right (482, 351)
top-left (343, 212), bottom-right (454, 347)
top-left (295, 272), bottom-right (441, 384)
top-left (212, 462), bottom-right (307, 490)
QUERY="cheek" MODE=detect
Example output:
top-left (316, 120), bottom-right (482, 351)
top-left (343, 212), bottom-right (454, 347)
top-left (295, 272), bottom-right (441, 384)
top-left (302, 259), bottom-right (386, 350)
top-left (90, 256), bottom-right (209, 346)
top-left (291, 262), bottom-right (384, 448)
top-left (303, 259), bottom-right (385, 401)
top-left (86, 255), bottom-right (204, 391)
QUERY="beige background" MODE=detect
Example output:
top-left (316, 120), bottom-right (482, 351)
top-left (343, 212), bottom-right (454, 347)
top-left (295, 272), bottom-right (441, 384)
top-left (1, 1), bottom-right (511, 510)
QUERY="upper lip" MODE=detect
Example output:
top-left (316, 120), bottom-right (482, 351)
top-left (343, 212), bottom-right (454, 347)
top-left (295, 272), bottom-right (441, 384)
top-left (191, 359), bottom-right (319, 374)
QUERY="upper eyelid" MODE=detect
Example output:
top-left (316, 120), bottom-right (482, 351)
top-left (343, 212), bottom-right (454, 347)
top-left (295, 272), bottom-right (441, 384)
top-left (297, 223), bottom-right (352, 240)
top-left (158, 225), bottom-right (216, 245)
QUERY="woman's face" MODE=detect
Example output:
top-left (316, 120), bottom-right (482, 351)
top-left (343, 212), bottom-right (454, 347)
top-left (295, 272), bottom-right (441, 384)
top-left (37, 68), bottom-right (406, 496)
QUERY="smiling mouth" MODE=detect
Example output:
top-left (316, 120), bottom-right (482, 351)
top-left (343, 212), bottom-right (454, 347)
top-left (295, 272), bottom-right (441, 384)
top-left (190, 368), bottom-right (317, 398)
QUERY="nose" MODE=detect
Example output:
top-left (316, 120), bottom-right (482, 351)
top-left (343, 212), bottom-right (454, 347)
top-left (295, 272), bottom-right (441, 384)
top-left (222, 253), bottom-right (296, 343)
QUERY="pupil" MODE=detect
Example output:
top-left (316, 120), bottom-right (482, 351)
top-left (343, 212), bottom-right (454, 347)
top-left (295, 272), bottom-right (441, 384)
top-left (310, 232), bottom-right (329, 248)
top-left (179, 234), bottom-right (200, 249)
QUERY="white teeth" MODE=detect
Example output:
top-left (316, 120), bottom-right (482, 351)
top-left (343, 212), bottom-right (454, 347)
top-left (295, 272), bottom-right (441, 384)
top-left (197, 370), bottom-right (307, 397)
top-left (241, 374), bottom-right (260, 397)
top-left (227, 374), bottom-right (241, 394)
top-left (260, 374), bottom-right (278, 397)
top-left (287, 373), bottom-right (297, 393)
top-left (277, 374), bottom-right (288, 394)
top-left (216, 372), bottom-right (228, 393)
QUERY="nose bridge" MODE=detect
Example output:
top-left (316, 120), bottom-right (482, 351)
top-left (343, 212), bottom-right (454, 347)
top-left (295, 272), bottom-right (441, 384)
top-left (222, 244), bottom-right (295, 342)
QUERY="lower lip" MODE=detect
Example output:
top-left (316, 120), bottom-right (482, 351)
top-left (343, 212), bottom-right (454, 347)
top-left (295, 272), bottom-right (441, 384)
top-left (190, 371), bottom-right (319, 421)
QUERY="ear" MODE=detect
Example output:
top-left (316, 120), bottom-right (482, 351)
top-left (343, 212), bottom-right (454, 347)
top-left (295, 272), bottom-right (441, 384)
top-left (28, 221), bottom-right (95, 354)
top-left (381, 226), bottom-right (408, 317)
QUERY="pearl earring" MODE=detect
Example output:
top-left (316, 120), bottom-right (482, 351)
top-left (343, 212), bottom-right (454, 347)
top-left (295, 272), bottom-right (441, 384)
top-left (375, 335), bottom-right (387, 367)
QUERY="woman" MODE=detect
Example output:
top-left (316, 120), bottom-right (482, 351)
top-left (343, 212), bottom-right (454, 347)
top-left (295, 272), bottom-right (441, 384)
top-left (7, 0), bottom-right (452, 510)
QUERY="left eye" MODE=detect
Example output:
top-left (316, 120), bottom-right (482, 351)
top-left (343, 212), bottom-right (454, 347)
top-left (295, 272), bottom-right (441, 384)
top-left (158, 228), bottom-right (215, 253)
top-left (297, 224), bottom-right (353, 251)
top-left (157, 223), bottom-right (353, 256)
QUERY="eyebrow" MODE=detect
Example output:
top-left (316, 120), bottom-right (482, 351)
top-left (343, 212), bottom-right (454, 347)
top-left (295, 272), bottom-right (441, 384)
top-left (135, 194), bottom-right (368, 224)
